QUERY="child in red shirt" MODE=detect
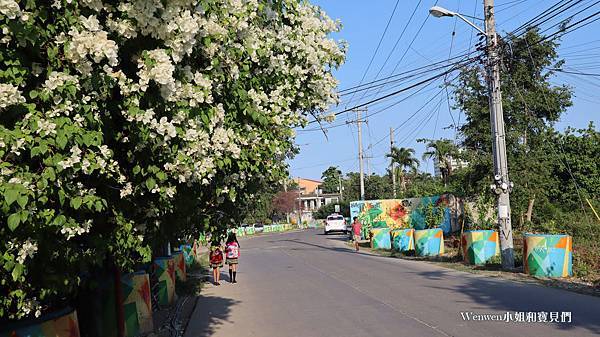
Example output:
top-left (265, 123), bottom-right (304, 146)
top-left (209, 241), bottom-right (224, 285)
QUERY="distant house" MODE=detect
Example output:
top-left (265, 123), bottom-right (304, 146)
top-left (293, 178), bottom-right (341, 221)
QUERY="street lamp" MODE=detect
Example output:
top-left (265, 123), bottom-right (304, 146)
top-left (430, 1), bottom-right (515, 269)
top-left (429, 6), bottom-right (486, 35)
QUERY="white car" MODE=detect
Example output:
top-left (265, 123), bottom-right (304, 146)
top-left (324, 214), bottom-right (347, 235)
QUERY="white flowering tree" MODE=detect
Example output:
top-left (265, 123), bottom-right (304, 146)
top-left (0, 0), bottom-right (344, 320)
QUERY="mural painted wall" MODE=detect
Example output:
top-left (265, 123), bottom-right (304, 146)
top-left (121, 272), bottom-right (153, 336)
top-left (1, 308), bottom-right (80, 337)
top-left (350, 194), bottom-right (460, 238)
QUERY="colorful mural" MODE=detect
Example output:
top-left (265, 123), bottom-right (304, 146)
top-left (245, 227), bottom-right (256, 235)
top-left (391, 228), bottom-right (415, 252)
top-left (1, 308), bottom-right (80, 337)
top-left (462, 230), bottom-right (500, 265)
top-left (370, 228), bottom-right (391, 249)
top-left (180, 244), bottom-right (195, 267)
top-left (414, 228), bottom-right (445, 256)
top-left (349, 194), bottom-right (459, 239)
top-left (121, 271), bottom-right (153, 336)
top-left (524, 234), bottom-right (573, 277)
top-left (154, 256), bottom-right (176, 306)
top-left (173, 251), bottom-right (187, 282)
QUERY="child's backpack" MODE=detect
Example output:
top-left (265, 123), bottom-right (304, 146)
top-left (210, 248), bottom-right (223, 264)
top-left (226, 242), bottom-right (239, 259)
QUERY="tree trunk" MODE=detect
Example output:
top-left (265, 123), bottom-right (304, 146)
top-left (526, 196), bottom-right (535, 222)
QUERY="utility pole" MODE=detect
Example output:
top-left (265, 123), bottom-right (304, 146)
top-left (484, 0), bottom-right (515, 269)
top-left (338, 174), bottom-right (343, 201)
top-left (390, 127), bottom-right (397, 198)
top-left (297, 177), bottom-right (302, 226)
top-left (350, 107), bottom-right (368, 200)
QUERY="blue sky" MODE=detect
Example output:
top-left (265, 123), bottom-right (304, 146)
top-left (288, 0), bottom-right (600, 180)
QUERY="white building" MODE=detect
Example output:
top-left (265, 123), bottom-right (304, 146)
top-left (433, 155), bottom-right (469, 177)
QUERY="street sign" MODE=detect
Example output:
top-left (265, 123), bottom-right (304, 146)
top-left (334, 204), bottom-right (340, 213)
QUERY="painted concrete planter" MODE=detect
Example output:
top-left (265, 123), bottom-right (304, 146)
top-left (414, 228), bottom-right (444, 256)
top-left (1, 307), bottom-right (80, 337)
top-left (461, 230), bottom-right (500, 265)
top-left (246, 227), bottom-right (255, 235)
top-left (173, 251), bottom-right (187, 282)
top-left (370, 228), bottom-right (391, 249)
top-left (153, 256), bottom-right (176, 306)
top-left (390, 228), bottom-right (415, 252)
top-left (263, 225), bottom-right (272, 233)
top-left (121, 271), bottom-right (153, 336)
top-left (180, 244), bottom-right (195, 267)
top-left (524, 234), bottom-right (573, 277)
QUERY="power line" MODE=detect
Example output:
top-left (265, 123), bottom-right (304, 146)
top-left (345, 0), bottom-right (401, 107)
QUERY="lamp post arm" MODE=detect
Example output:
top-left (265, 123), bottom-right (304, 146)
top-left (454, 12), bottom-right (487, 35)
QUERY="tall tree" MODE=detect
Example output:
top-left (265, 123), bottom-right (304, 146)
top-left (321, 166), bottom-right (342, 194)
top-left (419, 139), bottom-right (458, 187)
top-left (386, 146), bottom-right (419, 193)
top-left (452, 28), bottom-right (572, 225)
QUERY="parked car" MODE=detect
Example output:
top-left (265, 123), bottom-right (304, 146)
top-left (254, 223), bottom-right (264, 233)
top-left (324, 213), bottom-right (347, 235)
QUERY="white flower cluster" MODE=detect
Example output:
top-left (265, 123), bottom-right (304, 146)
top-left (120, 182), bottom-right (133, 198)
top-left (58, 146), bottom-right (83, 170)
top-left (137, 49), bottom-right (176, 99)
top-left (43, 71), bottom-right (80, 91)
top-left (19, 297), bottom-right (41, 318)
top-left (64, 16), bottom-right (119, 75)
top-left (0, 0), bottom-right (20, 19)
top-left (60, 220), bottom-right (93, 240)
top-left (36, 119), bottom-right (57, 137)
top-left (0, 83), bottom-right (25, 110)
top-left (11, 239), bottom-right (38, 264)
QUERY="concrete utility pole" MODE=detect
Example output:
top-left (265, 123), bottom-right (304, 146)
top-left (297, 177), bottom-right (302, 226)
top-left (484, 0), bottom-right (515, 269)
top-left (390, 127), bottom-right (397, 198)
top-left (352, 107), bottom-right (368, 200)
top-left (338, 175), bottom-right (343, 201)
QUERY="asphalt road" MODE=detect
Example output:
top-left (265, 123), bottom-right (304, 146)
top-left (184, 229), bottom-right (600, 337)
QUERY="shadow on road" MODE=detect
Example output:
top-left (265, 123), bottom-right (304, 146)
top-left (185, 295), bottom-right (241, 337)
top-left (419, 269), bottom-right (600, 335)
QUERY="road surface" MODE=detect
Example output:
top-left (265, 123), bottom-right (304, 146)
top-left (184, 229), bottom-right (600, 337)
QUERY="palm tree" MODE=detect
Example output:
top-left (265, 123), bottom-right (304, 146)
top-left (386, 146), bottom-right (419, 196)
top-left (419, 139), bottom-right (457, 187)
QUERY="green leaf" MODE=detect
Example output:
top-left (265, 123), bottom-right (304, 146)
top-left (16, 195), bottom-right (28, 208)
top-left (145, 178), bottom-right (156, 191)
top-left (12, 264), bottom-right (24, 281)
top-left (20, 210), bottom-right (29, 222)
top-left (4, 189), bottom-right (18, 206)
top-left (58, 190), bottom-right (66, 205)
top-left (133, 165), bottom-right (141, 174)
top-left (7, 213), bottom-right (20, 231)
top-left (43, 167), bottom-right (56, 181)
top-left (56, 132), bottom-right (67, 149)
top-left (71, 197), bottom-right (82, 210)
